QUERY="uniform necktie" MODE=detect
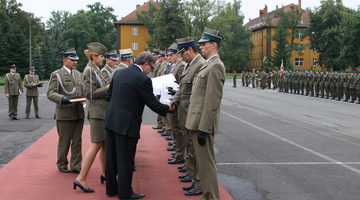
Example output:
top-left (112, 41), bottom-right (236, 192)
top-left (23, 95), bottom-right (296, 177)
top-left (70, 70), bottom-right (74, 77)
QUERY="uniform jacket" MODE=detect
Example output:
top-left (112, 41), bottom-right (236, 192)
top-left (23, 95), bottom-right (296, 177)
top-left (101, 64), bottom-right (114, 84)
top-left (4, 73), bottom-right (23, 95)
top-left (104, 64), bottom-right (169, 139)
top-left (173, 55), bottom-right (205, 127)
top-left (24, 74), bottom-right (40, 96)
top-left (47, 67), bottom-right (85, 120)
top-left (83, 62), bottom-right (109, 120)
top-left (185, 55), bottom-right (225, 134)
top-left (170, 59), bottom-right (186, 82)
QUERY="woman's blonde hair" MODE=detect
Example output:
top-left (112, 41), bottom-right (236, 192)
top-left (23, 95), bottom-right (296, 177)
top-left (84, 49), bottom-right (100, 61)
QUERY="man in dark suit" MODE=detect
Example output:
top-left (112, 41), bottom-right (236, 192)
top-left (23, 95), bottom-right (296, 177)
top-left (104, 52), bottom-right (175, 200)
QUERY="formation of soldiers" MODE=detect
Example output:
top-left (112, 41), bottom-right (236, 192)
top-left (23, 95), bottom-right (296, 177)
top-left (241, 70), bottom-right (360, 104)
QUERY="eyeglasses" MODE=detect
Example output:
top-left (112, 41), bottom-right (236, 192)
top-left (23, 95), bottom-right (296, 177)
top-left (148, 62), bottom-right (154, 71)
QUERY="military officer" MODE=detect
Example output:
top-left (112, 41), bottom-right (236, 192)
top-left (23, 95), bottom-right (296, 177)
top-left (111, 49), bottom-right (134, 77)
top-left (24, 67), bottom-right (42, 119)
top-left (74, 42), bottom-right (109, 193)
top-left (185, 28), bottom-right (225, 200)
top-left (166, 43), bottom-right (186, 163)
top-left (4, 64), bottom-right (24, 120)
top-left (47, 48), bottom-right (85, 173)
top-left (172, 37), bottom-right (205, 194)
top-left (101, 50), bottom-right (119, 83)
top-left (233, 71), bottom-right (237, 87)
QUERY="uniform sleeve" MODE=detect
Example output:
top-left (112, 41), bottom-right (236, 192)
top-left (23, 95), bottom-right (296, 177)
top-left (83, 67), bottom-right (108, 100)
top-left (47, 72), bottom-right (63, 104)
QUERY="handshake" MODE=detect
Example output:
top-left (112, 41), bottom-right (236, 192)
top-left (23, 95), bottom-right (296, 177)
top-left (167, 102), bottom-right (176, 112)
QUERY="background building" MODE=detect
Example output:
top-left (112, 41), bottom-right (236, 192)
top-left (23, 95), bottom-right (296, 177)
top-left (114, 1), bottom-right (159, 56)
top-left (245, 0), bottom-right (320, 71)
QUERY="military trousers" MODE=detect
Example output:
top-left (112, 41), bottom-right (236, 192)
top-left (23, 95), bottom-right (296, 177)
top-left (8, 95), bottom-right (19, 118)
top-left (172, 109), bottom-right (185, 160)
top-left (189, 130), bottom-right (219, 200)
top-left (56, 119), bottom-right (84, 170)
top-left (25, 96), bottom-right (39, 117)
top-left (184, 128), bottom-right (201, 190)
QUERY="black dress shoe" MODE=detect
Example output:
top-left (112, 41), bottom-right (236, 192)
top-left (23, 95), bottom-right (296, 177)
top-left (179, 166), bottom-right (187, 172)
top-left (59, 167), bottom-right (70, 173)
top-left (73, 179), bottom-right (94, 193)
top-left (168, 159), bottom-right (185, 164)
top-left (168, 157), bottom-right (174, 161)
top-left (168, 141), bottom-right (174, 146)
top-left (179, 174), bottom-right (188, 179)
top-left (183, 185), bottom-right (194, 191)
top-left (12, 117), bottom-right (19, 120)
top-left (100, 175), bottom-right (106, 184)
top-left (121, 192), bottom-right (145, 199)
top-left (157, 129), bottom-right (165, 133)
top-left (185, 188), bottom-right (203, 196)
top-left (25, 116), bottom-right (29, 119)
top-left (165, 136), bottom-right (173, 140)
top-left (167, 146), bottom-right (176, 151)
top-left (70, 168), bottom-right (81, 174)
top-left (181, 175), bottom-right (192, 182)
top-left (36, 116), bottom-right (41, 119)
top-left (161, 132), bottom-right (171, 136)
top-left (152, 125), bottom-right (162, 129)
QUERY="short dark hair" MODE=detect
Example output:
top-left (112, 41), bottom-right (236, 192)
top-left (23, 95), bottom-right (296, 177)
top-left (135, 52), bottom-right (156, 65)
top-left (189, 44), bottom-right (198, 53)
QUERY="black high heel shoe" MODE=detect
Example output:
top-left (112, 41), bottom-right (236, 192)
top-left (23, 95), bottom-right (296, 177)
top-left (100, 175), bottom-right (106, 184)
top-left (73, 180), bottom-right (95, 193)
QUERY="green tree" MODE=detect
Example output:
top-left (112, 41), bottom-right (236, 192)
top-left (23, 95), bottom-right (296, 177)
top-left (83, 2), bottom-right (117, 50)
top-left (308, 0), bottom-right (347, 70)
top-left (136, 1), bottom-right (160, 50)
top-left (338, 9), bottom-right (360, 70)
top-left (209, 0), bottom-right (251, 71)
top-left (62, 13), bottom-right (98, 70)
top-left (32, 46), bottom-right (46, 79)
top-left (269, 4), bottom-right (303, 70)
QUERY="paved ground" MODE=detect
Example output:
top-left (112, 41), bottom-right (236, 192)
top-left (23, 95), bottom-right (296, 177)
top-left (1, 79), bottom-right (360, 200)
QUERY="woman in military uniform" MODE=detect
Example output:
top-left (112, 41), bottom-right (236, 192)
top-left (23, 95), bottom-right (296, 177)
top-left (74, 42), bottom-right (109, 193)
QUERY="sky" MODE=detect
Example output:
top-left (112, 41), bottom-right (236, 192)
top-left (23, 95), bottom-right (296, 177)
top-left (19, 0), bottom-right (359, 24)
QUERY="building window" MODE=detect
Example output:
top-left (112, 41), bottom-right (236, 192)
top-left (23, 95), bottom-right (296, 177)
top-left (295, 44), bottom-right (304, 53)
top-left (313, 58), bottom-right (318, 67)
top-left (313, 47), bottom-right (318, 53)
top-left (295, 58), bottom-right (304, 66)
top-left (295, 30), bottom-right (303, 39)
top-left (132, 42), bottom-right (138, 50)
top-left (132, 27), bottom-right (138, 36)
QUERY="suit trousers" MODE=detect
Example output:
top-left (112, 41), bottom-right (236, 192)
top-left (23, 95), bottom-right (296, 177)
top-left (56, 119), bottom-right (83, 170)
top-left (189, 130), bottom-right (219, 200)
top-left (25, 96), bottom-right (39, 117)
top-left (8, 95), bottom-right (19, 118)
top-left (105, 130), bottom-right (138, 199)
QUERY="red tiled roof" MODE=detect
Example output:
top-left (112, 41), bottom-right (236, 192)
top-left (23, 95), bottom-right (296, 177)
top-left (115, 0), bottom-right (160, 25)
top-left (245, 3), bottom-right (310, 31)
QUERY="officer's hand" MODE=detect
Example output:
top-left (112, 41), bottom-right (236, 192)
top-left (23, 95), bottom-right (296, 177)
top-left (168, 89), bottom-right (177, 95)
top-left (5, 94), bottom-right (9, 98)
top-left (197, 131), bottom-right (207, 146)
top-left (61, 96), bottom-right (71, 105)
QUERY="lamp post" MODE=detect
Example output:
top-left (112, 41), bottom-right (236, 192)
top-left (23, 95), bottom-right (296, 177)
top-left (29, 14), bottom-right (33, 67)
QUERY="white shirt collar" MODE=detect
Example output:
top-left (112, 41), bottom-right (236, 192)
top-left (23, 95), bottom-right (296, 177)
top-left (135, 64), bottom-right (143, 72)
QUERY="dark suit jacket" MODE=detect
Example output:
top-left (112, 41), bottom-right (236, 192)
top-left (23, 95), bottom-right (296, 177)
top-left (104, 64), bottom-right (169, 139)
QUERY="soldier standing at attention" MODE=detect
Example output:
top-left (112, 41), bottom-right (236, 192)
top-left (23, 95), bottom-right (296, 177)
top-left (47, 48), bottom-right (85, 174)
top-left (172, 37), bottom-right (205, 194)
top-left (233, 71), bottom-right (237, 87)
top-left (24, 67), bottom-right (43, 119)
top-left (101, 50), bottom-right (119, 83)
top-left (185, 27), bottom-right (225, 200)
top-left (4, 64), bottom-right (23, 120)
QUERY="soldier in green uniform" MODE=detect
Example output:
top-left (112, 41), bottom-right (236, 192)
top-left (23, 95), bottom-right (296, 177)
top-left (251, 70), bottom-right (256, 88)
top-left (101, 50), bottom-right (119, 83)
top-left (111, 49), bottom-right (133, 77)
top-left (74, 42), bottom-right (109, 192)
top-left (24, 67), bottom-right (43, 119)
top-left (4, 64), bottom-right (24, 120)
top-left (233, 70), bottom-right (237, 87)
top-left (324, 71), bottom-right (331, 99)
top-left (167, 43), bottom-right (186, 163)
top-left (173, 37), bottom-right (205, 194)
top-left (185, 27), bottom-right (225, 200)
top-left (349, 72), bottom-right (357, 103)
top-left (355, 72), bottom-right (360, 104)
top-left (47, 48), bottom-right (85, 173)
